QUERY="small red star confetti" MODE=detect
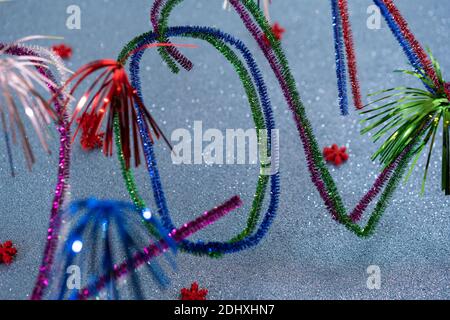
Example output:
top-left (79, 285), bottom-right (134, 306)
top-left (263, 22), bottom-right (286, 46)
top-left (76, 113), bottom-right (105, 151)
top-left (51, 43), bottom-right (73, 60)
top-left (323, 144), bottom-right (349, 166)
top-left (0, 241), bottom-right (17, 265)
top-left (180, 282), bottom-right (208, 300)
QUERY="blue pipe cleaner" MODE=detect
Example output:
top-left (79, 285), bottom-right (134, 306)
top-left (330, 0), bottom-right (349, 116)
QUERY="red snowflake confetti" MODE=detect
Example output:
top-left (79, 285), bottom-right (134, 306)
top-left (323, 144), bottom-right (349, 166)
top-left (51, 43), bottom-right (73, 60)
top-left (263, 22), bottom-right (286, 46)
top-left (76, 113), bottom-right (105, 151)
top-left (0, 241), bottom-right (17, 265)
top-left (180, 282), bottom-right (208, 300)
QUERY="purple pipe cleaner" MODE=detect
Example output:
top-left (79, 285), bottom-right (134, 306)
top-left (1, 45), bottom-right (72, 300)
top-left (151, 0), bottom-right (193, 71)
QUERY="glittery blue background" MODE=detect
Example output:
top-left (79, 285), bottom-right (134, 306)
top-left (1, 0), bottom-right (450, 300)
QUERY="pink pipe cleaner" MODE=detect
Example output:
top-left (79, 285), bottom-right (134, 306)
top-left (1, 44), bottom-right (71, 301)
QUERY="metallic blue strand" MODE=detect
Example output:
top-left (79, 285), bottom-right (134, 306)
top-left (51, 199), bottom-right (174, 300)
top-left (330, 0), bottom-right (349, 116)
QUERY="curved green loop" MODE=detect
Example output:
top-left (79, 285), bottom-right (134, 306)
top-left (115, 30), bottom-right (271, 254)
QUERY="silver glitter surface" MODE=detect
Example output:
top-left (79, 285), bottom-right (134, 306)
top-left (1, 0), bottom-right (450, 300)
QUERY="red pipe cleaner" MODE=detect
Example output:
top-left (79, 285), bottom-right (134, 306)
top-left (338, 0), bottom-right (363, 110)
top-left (381, 0), bottom-right (450, 99)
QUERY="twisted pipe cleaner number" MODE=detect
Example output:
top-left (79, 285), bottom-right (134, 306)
top-left (115, 26), bottom-right (280, 255)
top-left (148, 0), bottom-right (425, 238)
